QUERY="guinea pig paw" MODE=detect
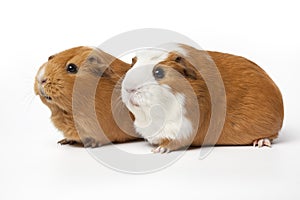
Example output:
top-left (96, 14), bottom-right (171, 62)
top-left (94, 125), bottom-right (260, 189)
top-left (253, 138), bottom-right (272, 148)
top-left (57, 138), bottom-right (78, 145)
top-left (151, 146), bottom-right (170, 154)
top-left (83, 137), bottom-right (102, 148)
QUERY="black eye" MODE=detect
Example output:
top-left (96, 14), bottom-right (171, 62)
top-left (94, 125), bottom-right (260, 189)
top-left (66, 63), bottom-right (78, 74)
top-left (175, 56), bottom-right (182, 63)
top-left (153, 67), bottom-right (165, 79)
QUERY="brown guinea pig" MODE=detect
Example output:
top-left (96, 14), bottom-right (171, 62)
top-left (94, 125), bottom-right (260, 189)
top-left (121, 44), bottom-right (284, 153)
top-left (34, 46), bottom-right (138, 147)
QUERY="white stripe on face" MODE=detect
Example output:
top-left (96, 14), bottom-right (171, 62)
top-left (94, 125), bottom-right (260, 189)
top-left (37, 65), bottom-right (46, 84)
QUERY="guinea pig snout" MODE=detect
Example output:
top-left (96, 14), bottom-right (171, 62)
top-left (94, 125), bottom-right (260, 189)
top-left (41, 78), bottom-right (47, 85)
top-left (37, 77), bottom-right (48, 93)
top-left (128, 90), bottom-right (142, 107)
top-left (124, 87), bottom-right (150, 107)
top-left (126, 88), bottom-right (137, 93)
top-left (38, 78), bottom-right (48, 86)
top-left (129, 96), bottom-right (139, 107)
top-left (38, 85), bottom-right (52, 101)
top-left (39, 87), bottom-right (46, 96)
top-left (36, 76), bottom-right (52, 101)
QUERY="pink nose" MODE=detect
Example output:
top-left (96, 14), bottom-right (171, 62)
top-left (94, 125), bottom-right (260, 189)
top-left (40, 78), bottom-right (47, 85)
top-left (126, 88), bottom-right (136, 93)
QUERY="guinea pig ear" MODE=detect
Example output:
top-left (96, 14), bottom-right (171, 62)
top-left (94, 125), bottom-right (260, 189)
top-left (131, 56), bottom-right (137, 66)
top-left (174, 56), bottom-right (198, 80)
top-left (86, 55), bottom-right (113, 78)
top-left (48, 55), bottom-right (55, 61)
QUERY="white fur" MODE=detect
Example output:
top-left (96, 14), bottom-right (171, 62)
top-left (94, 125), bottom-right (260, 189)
top-left (37, 65), bottom-right (45, 84)
top-left (121, 48), bottom-right (193, 144)
top-left (173, 46), bottom-right (188, 57)
top-left (36, 64), bottom-right (52, 102)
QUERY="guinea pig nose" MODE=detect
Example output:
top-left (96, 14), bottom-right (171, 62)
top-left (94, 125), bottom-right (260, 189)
top-left (41, 78), bottom-right (47, 85)
top-left (126, 88), bottom-right (136, 93)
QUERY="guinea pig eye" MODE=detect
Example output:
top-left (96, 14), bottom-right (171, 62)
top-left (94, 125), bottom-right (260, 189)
top-left (66, 63), bottom-right (78, 74)
top-left (153, 67), bottom-right (165, 79)
top-left (175, 56), bottom-right (182, 63)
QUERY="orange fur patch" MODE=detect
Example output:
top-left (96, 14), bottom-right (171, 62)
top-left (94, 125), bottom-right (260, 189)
top-left (155, 45), bottom-right (283, 148)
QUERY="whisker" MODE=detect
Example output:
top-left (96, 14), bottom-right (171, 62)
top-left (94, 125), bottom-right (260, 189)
top-left (23, 89), bottom-right (37, 113)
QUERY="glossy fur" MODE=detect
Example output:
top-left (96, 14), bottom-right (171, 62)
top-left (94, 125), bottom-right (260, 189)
top-left (162, 45), bottom-right (284, 150)
top-left (123, 44), bottom-right (284, 152)
top-left (34, 46), bottom-right (137, 147)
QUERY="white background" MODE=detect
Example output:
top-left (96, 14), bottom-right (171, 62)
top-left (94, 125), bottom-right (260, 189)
top-left (0, 0), bottom-right (299, 199)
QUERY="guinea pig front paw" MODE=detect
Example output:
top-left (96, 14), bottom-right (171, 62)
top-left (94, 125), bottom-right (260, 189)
top-left (82, 137), bottom-right (102, 148)
top-left (151, 146), bottom-right (171, 154)
top-left (253, 138), bottom-right (272, 148)
top-left (57, 138), bottom-right (78, 145)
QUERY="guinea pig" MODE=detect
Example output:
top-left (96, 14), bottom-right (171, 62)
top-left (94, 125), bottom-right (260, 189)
top-left (34, 46), bottom-right (138, 147)
top-left (121, 44), bottom-right (284, 153)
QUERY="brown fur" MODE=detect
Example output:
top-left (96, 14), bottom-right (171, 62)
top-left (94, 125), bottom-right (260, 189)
top-left (154, 44), bottom-right (284, 149)
top-left (34, 46), bottom-right (138, 147)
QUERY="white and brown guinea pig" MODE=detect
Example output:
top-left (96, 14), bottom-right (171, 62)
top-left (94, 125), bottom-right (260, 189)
top-left (34, 46), bottom-right (138, 147)
top-left (121, 44), bottom-right (284, 153)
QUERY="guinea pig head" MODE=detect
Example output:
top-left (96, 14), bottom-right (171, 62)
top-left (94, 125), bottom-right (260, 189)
top-left (121, 49), bottom-right (199, 141)
top-left (34, 46), bottom-right (116, 113)
top-left (122, 50), bottom-right (198, 108)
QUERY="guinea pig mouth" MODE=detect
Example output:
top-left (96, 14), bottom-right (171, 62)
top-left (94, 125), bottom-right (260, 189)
top-left (40, 89), bottom-right (52, 101)
top-left (129, 97), bottom-right (139, 107)
top-left (128, 92), bottom-right (143, 107)
top-left (44, 95), bottom-right (52, 101)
